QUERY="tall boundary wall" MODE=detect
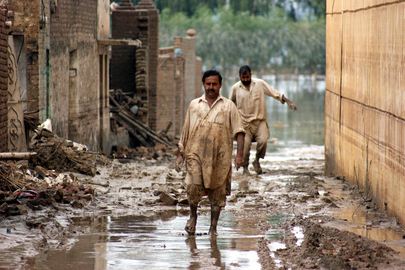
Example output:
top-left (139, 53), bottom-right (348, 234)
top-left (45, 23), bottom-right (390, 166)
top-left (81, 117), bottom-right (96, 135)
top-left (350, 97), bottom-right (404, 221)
top-left (325, 1), bottom-right (405, 225)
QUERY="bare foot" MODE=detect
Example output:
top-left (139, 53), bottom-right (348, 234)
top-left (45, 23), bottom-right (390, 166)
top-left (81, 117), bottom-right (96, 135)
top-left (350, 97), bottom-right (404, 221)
top-left (185, 217), bottom-right (196, 235)
top-left (252, 159), bottom-right (262, 174)
top-left (208, 226), bottom-right (218, 236)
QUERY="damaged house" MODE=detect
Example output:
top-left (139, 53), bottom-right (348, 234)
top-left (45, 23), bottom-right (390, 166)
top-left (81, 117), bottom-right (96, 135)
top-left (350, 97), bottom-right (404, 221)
top-left (3, 0), bottom-right (201, 155)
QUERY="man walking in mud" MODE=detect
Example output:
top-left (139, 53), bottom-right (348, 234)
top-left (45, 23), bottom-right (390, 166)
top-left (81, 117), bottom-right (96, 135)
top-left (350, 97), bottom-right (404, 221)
top-left (175, 70), bottom-right (245, 236)
top-left (230, 65), bottom-right (297, 175)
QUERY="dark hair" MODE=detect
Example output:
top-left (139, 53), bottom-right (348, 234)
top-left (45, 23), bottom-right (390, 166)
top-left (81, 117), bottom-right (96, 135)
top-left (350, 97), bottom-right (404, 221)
top-left (239, 65), bottom-right (251, 75)
top-left (202, 70), bottom-right (222, 84)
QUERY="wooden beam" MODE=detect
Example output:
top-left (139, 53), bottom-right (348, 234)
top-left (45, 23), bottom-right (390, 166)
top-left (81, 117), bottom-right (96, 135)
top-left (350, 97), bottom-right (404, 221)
top-left (0, 152), bottom-right (37, 160)
top-left (98, 38), bottom-right (142, 47)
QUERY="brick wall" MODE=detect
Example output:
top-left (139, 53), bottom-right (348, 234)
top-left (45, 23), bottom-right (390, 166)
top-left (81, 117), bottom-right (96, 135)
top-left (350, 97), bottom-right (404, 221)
top-left (145, 8), bottom-right (159, 131)
top-left (157, 48), bottom-right (184, 138)
top-left (48, 0), bottom-right (101, 149)
top-left (111, 0), bottom-right (159, 130)
top-left (110, 6), bottom-right (150, 124)
top-left (12, 0), bottom-right (40, 119)
top-left (195, 56), bottom-right (203, 98)
top-left (181, 37), bottom-right (196, 115)
top-left (156, 32), bottom-right (203, 138)
top-left (38, 0), bottom-right (50, 123)
top-left (11, 0), bottom-right (110, 151)
top-left (111, 9), bottom-right (139, 94)
top-left (0, 7), bottom-right (8, 152)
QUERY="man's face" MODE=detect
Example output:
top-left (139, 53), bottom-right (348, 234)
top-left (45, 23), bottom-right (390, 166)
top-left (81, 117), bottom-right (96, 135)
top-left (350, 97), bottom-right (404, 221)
top-left (239, 71), bottom-right (251, 86)
top-left (203, 75), bottom-right (222, 100)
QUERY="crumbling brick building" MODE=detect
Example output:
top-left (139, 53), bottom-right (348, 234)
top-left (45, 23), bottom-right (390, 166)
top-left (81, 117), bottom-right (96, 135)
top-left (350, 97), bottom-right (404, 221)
top-left (10, 0), bottom-right (138, 154)
top-left (157, 31), bottom-right (203, 138)
top-left (8, 0), bottom-right (201, 153)
top-left (111, 0), bottom-right (202, 138)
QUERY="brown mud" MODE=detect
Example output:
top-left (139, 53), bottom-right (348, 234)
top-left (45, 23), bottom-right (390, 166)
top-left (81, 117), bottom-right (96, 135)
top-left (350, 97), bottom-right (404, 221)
top-left (1, 149), bottom-right (405, 269)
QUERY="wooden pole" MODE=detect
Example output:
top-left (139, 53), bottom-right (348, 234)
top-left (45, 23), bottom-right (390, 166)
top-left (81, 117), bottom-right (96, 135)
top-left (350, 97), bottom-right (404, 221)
top-left (0, 152), bottom-right (37, 160)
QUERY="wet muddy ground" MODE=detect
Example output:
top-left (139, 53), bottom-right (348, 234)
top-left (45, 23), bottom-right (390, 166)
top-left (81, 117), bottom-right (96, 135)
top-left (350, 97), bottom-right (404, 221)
top-left (1, 145), bottom-right (405, 269)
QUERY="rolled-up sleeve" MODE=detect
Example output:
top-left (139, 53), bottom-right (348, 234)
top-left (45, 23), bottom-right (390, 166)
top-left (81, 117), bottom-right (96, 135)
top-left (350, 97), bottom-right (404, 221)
top-left (178, 107), bottom-right (191, 155)
top-left (229, 102), bottom-right (245, 138)
top-left (229, 86), bottom-right (237, 103)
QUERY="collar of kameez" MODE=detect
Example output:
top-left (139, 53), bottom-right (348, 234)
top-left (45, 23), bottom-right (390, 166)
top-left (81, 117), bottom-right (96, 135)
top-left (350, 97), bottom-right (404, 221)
top-left (199, 93), bottom-right (223, 105)
top-left (239, 79), bottom-right (256, 91)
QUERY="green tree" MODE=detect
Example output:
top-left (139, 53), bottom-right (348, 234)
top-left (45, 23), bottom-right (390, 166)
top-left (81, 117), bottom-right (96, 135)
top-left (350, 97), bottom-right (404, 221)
top-left (159, 4), bottom-right (325, 76)
top-left (115, 0), bottom-right (325, 18)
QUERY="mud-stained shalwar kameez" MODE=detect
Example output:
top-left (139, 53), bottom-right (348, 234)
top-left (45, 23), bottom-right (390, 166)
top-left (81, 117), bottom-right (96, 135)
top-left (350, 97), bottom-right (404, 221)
top-left (229, 78), bottom-right (285, 165)
top-left (178, 94), bottom-right (245, 206)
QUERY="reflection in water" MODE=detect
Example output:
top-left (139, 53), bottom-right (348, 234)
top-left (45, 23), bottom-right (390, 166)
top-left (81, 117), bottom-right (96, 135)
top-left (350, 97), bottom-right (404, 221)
top-left (32, 212), bottom-right (262, 270)
top-left (333, 208), bottom-right (405, 243)
top-left (266, 212), bottom-right (294, 241)
top-left (186, 236), bottom-right (224, 269)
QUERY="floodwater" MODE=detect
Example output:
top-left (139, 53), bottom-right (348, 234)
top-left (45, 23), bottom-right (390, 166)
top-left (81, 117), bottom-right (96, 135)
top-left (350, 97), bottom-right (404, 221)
top-left (33, 213), bottom-right (266, 270)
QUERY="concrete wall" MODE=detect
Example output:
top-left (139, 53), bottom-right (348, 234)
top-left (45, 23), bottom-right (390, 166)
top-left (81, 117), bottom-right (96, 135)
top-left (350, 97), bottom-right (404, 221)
top-left (325, 0), bottom-right (405, 224)
top-left (0, 6), bottom-right (8, 152)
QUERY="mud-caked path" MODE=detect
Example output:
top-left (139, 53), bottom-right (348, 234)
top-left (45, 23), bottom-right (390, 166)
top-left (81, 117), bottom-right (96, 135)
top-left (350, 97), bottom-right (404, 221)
top-left (1, 152), bottom-right (405, 269)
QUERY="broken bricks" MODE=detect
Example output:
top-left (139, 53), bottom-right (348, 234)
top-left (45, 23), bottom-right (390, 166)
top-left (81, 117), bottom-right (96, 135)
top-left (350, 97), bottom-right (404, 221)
top-left (0, 181), bottom-right (95, 216)
top-left (159, 192), bottom-right (178, 205)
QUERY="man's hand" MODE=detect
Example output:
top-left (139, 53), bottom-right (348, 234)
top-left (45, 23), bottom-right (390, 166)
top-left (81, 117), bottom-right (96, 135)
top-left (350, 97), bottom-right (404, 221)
top-left (282, 96), bottom-right (297, 111)
top-left (287, 101), bottom-right (297, 111)
top-left (234, 154), bottom-right (244, 171)
top-left (235, 132), bottom-right (245, 171)
top-left (175, 154), bottom-right (184, 172)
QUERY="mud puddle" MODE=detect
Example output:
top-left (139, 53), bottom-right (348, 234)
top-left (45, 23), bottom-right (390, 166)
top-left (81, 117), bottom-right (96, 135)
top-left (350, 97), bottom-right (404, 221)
top-left (32, 211), bottom-right (267, 270)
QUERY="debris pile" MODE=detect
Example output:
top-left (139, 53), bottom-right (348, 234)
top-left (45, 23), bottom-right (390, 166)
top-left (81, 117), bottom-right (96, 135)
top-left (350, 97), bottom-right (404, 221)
top-left (0, 162), bottom-right (28, 191)
top-left (29, 128), bottom-right (105, 176)
top-left (153, 171), bottom-right (188, 206)
top-left (0, 127), bottom-right (110, 217)
top-left (109, 91), bottom-right (176, 148)
top-left (0, 162), bottom-right (95, 216)
top-left (111, 143), bottom-right (178, 162)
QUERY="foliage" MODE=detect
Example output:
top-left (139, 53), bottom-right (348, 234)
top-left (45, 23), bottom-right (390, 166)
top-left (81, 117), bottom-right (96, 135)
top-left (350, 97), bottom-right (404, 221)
top-left (159, 5), bottom-right (325, 76)
top-left (116, 0), bottom-right (325, 19)
top-left (113, 0), bottom-right (326, 75)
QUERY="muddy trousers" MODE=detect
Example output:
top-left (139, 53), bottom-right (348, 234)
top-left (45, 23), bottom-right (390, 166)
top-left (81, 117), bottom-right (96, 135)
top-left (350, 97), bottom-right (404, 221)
top-left (243, 120), bottom-right (270, 167)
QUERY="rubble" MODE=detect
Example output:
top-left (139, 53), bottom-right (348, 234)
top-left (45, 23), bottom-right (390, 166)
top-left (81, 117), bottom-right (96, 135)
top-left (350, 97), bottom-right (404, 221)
top-left (110, 143), bottom-right (178, 163)
top-left (109, 91), bottom-right (177, 148)
top-left (0, 162), bottom-right (95, 217)
top-left (0, 126), bottom-right (108, 217)
top-left (0, 120), bottom-right (178, 219)
top-left (29, 128), bottom-right (101, 176)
